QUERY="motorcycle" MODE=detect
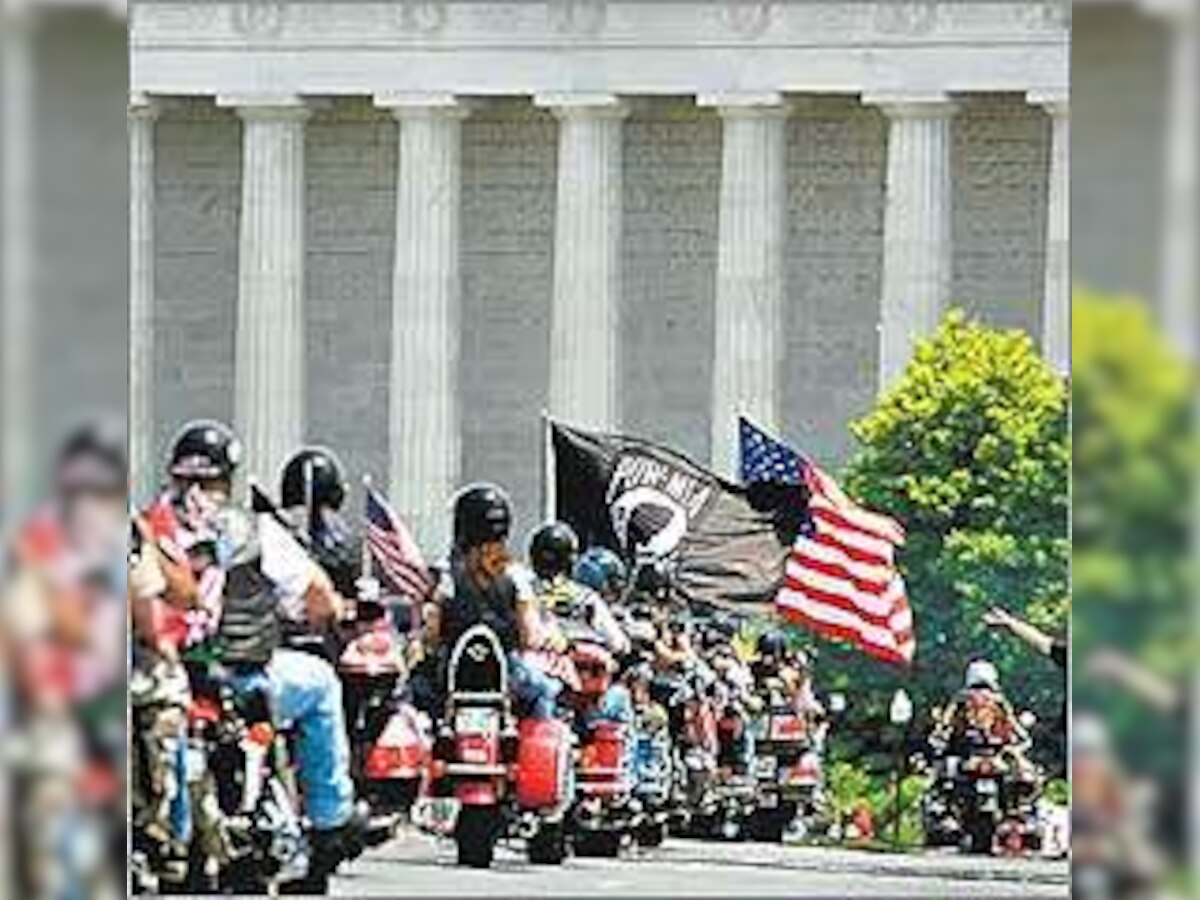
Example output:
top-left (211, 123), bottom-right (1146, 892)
top-left (565, 636), bottom-right (637, 858)
top-left (746, 679), bottom-right (825, 843)
top-left (337, 598), bottom-right (432, 826)
top-left (185, 658), bottom-right (313, 893)
top-left (923, 713), bottom-right (1043, 855)
top-left (628, 714), bottom-right (675, 848)
top-left (424, 624), bottom-right (574, 868)
top-left (667, 670), bottom-right (753, 840)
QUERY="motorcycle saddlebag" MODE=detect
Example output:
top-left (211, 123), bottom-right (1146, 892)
top-left (514, 718), bottom-right (572, 811)
top-left (579, 720), bottom-right (630, 796)
top-left (364, 705), bottom-right (430, 780)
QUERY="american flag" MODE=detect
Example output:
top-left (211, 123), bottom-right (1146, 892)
top-left (738, 418), bottom-right (915, 666)
top-left (364, 485), bottom-right (435, 600)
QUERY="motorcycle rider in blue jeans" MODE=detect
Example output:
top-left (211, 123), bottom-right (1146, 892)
top-left (133, 420), bottom-right (361, 890)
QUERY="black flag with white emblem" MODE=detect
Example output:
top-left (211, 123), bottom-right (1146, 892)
top-left (550, 420), bottom-right (805, 609)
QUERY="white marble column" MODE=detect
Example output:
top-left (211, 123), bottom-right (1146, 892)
top-left (1157, 0), bottom-right (1198, 359)
top-left (1029, 92), bottom-right (1070, 374)
top-left (699, 93), bottom-right (788, 477)
top-left (2, 15), bottom-right (34, 521)
top-left (536, 93), bottom-right (628, 429)
top-left (129, 94), bottom-right (159, 502)
top-left (867, 93), bottom-right (956, 388)
top-left (376, 93), bottom-right (468, 553)
top-left (218, 94), bottom-right (309, 484)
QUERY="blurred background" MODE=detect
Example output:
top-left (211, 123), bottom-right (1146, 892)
top-left (0, 0), bottom-right (1195, 897)
top-left (1073, 0), bottom-right (1198, 897)
top-left (1, 2), bottom-right (127, 899)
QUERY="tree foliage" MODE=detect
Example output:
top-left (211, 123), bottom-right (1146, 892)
top-left (815, 311), bottom-right (1069, 766)
top-left (1071, 290), bottom-right (1194, 791)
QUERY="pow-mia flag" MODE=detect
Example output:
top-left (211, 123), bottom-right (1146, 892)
top-left (550, 421), bottom-right (805, 609)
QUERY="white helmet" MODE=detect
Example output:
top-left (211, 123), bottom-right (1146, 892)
top-left (1072, 712), bottom-right (1110, 758)
top-left (964, 659), bottom-right (1000, 691)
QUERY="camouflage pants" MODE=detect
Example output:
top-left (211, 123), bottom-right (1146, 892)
top-left (130, 664), bottom-right (228, 881)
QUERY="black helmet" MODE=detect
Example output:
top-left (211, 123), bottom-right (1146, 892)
top-left (168, 420), bottom-right (242, 482)
top-left (56, 418), bottom-right (127, 495)
top-left (279, 447), bottom-right (346, 511)
top-left (453, 483), bottom-right (513, 549)
top-left (757, 629), bottom-right (787, 661)
top-left (528, 521), bottom-right (579, 580)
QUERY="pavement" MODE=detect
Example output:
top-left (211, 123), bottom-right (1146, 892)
top-left (331, 831), bottom-right (1069, 897)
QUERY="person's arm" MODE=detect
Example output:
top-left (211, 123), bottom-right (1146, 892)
top-left (510, 565), bottom-right (558, 652)
top-left (591, 598), bottom-right (630, 656)
top-left (302, 562), bottom-right (346, 628)
top-left (1086, 647), bottom-right (1181, 713)
top-left (982, 606), bottom-right (1056, 658)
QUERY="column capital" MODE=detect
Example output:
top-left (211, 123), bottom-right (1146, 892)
top-left (863, 91), bottom-right (957, 119)
top-left (374, 92), bottom-right (472, 120)
top-left (697, 92), bottom-right (790, 118)
top-left (128, 92), bottom-right (161, 120)
top-left (1027, 90), bottom-right (1069, 119)
top-left (217, 93), bottom-right (313, 121)
top-left (534, 93), bottom-right (629, 120)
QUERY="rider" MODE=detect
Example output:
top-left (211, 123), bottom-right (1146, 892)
top-left (134, 421), bottom-right (362, 884)
top-left (427, 484), bottom-right (561, 720)
top-left (278, 446), bottom-right (360, 600)
top-left (573, 546), bottom-right (629, 608)
top-left (751, 630), bottom-right (788, 685)
top-left (531, 524), bottom-right (630, 658)
top-left (932, 658), bottom-right (1031, 758)
top-left (4, 420), bottom-right (128, 900)
top-left (528, 523), bottom-right (632, 726)
top-left (276, 446), bottom-right (360, 661)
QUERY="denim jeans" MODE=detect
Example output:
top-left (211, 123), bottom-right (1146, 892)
top-left (234, 648), bottom-right (354, 831)
top-left (507, 652), bottom-right (562, 720)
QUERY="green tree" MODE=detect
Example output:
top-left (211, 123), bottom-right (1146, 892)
top-left (1071, 290), bottom-right (1194, 796)
top-left (818, 310), bottom-right (1069, 767)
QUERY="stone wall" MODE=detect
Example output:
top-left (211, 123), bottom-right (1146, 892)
top-left (152, 99), bottom-right (240, 481)
top-left (150, 92), bottom-right (1054, 533)
top-left (782, 97), bottom-right (886, 468)
top-left (459, 99), bottom-right (557, 537)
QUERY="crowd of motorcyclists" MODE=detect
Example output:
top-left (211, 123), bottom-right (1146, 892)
top-left (0, 414), bottom-right (1058, 894)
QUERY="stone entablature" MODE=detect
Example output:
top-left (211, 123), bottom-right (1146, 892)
top-left (131, 1), bottom-right (1068, 97)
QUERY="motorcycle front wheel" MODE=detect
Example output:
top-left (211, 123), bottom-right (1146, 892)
top-left (635, 821), bottom-right (667, 848)
top-left (527, 822), bottom-right (568, 865)
top-left (574, 831), bottom-right (622, 858)
top-left (455, 806), bottom-right (498, 869)
top-left (963, 811), bottom-right (996, 856)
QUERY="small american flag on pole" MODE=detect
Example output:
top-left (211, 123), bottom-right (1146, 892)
top-left (738, 417), bottom-right (915, 666)
top-left (364, 484), bottom-right (435, 600)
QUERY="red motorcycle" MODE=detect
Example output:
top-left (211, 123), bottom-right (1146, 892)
top-left (426, 625), bottom-right (573, 868)
top-left (337, 601), bottom-right (432, 825)
top-left (747, 682), bottom-right (825, 842)
top-left (566, 638), bottom-right (636, 858)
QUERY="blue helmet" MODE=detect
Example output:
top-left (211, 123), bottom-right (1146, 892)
top-left (573, 547), bottom-right (629, 600)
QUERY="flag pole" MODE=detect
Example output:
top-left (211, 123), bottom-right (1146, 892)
top-left (541, 409), bottom-right (555, 522)
top-left (360, 473), bottom-right (373, 582)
